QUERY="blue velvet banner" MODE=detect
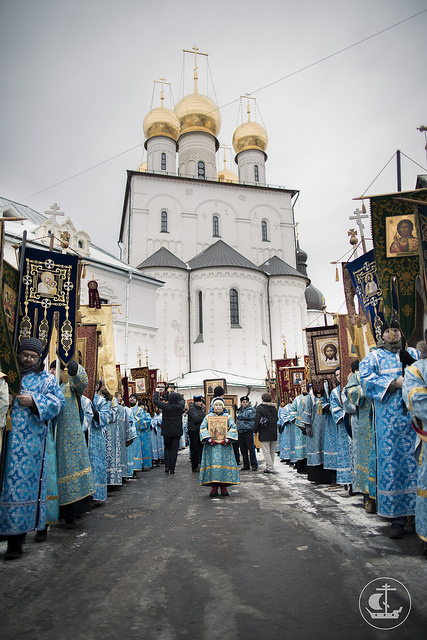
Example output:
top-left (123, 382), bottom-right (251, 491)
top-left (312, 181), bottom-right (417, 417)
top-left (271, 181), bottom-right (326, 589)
top-left (18, 247), bottom-right (79, 364)
top-left (345, 250), bottom-right (385, 342)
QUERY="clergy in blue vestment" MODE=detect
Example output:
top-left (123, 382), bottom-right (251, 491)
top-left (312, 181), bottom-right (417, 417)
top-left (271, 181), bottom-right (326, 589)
top-left (288, 387), bottom-right (308, 473)
top-left (128, 394), bottom-right (143, 475)
top-left (113, 396), bottom-right (131, 480)
top-left (0, 338), bottom-right (64, 559)
top-left (329, 369), bottom-right (352, 488)
top-left (51, 359), bottom-right (95, 526)
top-left (278, 403), bottom-right (292, 462)
top-left (81, 394), bottom-right (107, 503)
top-left (402, 343), bottom-right (427, 556)
top-left (302, 386), bottom-right (336, 485)
top-left (359, 321), bottom-right (418, 539)
top-left (343, 362), bottom-right (376, 513)
top-left (199, 398), bottom-right (240, 496)
top-left (139, 401), bottom-right (153, 470)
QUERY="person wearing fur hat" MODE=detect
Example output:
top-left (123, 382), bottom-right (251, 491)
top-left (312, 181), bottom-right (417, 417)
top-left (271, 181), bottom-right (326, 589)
top-left (0, 338), bottom-right (64, 560)
top-left (153, 389), bottom-right (185, 474)
top-left (359, 320), bottom-right (418, 539)
top-left (402, 340), bottom-right (427, 556)
top-left (199, 398), bottom-right (240, 496)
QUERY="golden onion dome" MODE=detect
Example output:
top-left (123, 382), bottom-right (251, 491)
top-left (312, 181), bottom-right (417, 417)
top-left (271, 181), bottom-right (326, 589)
top-left (232, 121), bottom-right (268, 155)
top-left (174, 93), bottom-right (221, 138)
top-left (143, 106), bottom-right (180, 143)
top-left (217, 169), bottom-right (238, 183)
top-left (137, 161), bottom-right (147, 172)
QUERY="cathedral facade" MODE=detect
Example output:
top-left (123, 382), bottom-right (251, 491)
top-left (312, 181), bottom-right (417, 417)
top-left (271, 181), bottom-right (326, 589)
top-left (119, 54), bottom-right (323, 382)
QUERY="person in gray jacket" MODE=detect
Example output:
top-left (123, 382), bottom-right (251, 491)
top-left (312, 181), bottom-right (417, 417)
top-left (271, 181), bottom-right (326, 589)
top-left (236, 396), bottom-right (257, 471)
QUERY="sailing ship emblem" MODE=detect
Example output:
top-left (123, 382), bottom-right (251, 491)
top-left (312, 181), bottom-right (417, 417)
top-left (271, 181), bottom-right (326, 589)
top-left (359, 577), bottom-right (411, 630)
top-left (365, 583), bottom-right (402, 619)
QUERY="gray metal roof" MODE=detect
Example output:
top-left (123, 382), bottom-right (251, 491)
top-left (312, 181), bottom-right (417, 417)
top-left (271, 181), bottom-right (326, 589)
top-left (0, 196), bottom-right (47, 226)
top-left (305, 283), bottom-right (324, 310)
top-left (137, 247), bottom-right (188, 270)
top-left (188, 239), bottom-right (259, 270)
top-left (259, 255), bottom-right (307, 279)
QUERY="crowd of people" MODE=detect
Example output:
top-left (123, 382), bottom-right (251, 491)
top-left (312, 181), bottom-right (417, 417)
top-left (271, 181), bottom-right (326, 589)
top-left (277, 320), bottom-right (427, 557)
top-left (1, 321), bottom-right (426, 560)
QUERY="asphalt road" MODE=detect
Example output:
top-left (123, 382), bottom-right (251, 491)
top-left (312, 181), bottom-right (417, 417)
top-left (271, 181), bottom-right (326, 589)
top-left (1, 450), bottom-right (426, 640)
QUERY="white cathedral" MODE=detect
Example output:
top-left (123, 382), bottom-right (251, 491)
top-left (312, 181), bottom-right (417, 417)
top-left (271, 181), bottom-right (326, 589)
top-left (118, 50), bottom-right (325, 386)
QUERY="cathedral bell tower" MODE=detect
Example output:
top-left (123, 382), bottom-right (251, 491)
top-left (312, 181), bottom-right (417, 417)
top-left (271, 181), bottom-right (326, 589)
top-left (174, 47), bottom-right (221, 180)
top-left (233, 95), bottom-right (268, 185)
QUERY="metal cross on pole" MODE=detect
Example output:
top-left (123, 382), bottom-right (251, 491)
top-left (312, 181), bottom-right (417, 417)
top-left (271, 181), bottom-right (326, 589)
top-left (349, 207), bottom-right (368, 254)
top-left (44, 203), bottom-right (64, 250)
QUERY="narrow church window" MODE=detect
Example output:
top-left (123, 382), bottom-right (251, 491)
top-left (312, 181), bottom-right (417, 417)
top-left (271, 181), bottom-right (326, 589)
top-left (198, 291), bottom-right (203, 335)
top-left (78, 240), bottom-right (83, 248)
top-left (161, 152), bottom-right (166, 171)
top-left (254, 164), bottom-right (259, 182)
top-left (161, 211), bottom-right (168, 232)
top-left (261, 220), bottom-right (268, 241)
top-left (213, 215), bottom-right (219, 237)
top-left (198, 161), bottom-right (205, 179)
top-left (230, 289), bottom-right (240, 326)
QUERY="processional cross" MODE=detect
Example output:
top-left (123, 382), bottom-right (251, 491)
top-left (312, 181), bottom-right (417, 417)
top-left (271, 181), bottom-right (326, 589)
top-left (349, 207), bottom-right (368, 253)
top-left (44, 203), bottom-right (64, 250)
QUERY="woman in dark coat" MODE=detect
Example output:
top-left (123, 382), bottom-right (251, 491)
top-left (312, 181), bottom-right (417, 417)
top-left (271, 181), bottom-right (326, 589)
top-left (254, 392), bottom-right (278, 474)
top-left (153, 391), bottom-right (185, 474)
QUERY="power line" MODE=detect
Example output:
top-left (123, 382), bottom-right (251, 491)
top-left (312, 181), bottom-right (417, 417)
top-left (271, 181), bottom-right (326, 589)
top-left (20, 9), bottom-right (427, 203)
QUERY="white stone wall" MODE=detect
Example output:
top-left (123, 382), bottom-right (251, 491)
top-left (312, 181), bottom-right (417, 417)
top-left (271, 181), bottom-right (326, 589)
top-left (268, 277), bottom-right (308, 361)
top-left (127, 173), bottom-right (296, 269)
top-left (178, 132), bottom-right (217, 180)
top-left (146, 136), bottom-right (177, 173)
top-left (189, 268), bottom-right (270, 378)
top-left (236, 149), bottom-right (266, 185)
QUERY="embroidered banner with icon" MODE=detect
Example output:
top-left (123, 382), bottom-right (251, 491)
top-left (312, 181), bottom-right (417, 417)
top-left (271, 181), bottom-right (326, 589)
top-left (370, 190), bottom-right (427, 340)
top-left (306, 325), bottom-right (340, 394)
top-left (345, 250), bottom-right (385, 342)
top-left (0, 256), bottom-right (20, 393)
top-left (17, 247), bottom-right (79, 365)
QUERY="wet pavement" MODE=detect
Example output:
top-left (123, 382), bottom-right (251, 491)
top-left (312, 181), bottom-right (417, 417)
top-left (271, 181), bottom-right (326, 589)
top-left (1, 449), bottom-right (426, 640)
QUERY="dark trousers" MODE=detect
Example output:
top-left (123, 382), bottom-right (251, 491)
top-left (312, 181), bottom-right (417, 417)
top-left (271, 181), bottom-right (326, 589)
top-left (6, 533), bottom-right (26, 550)
top-left (232, 440), bottom-right (240, 464)
top-left (163, 436), bottom-right (180, 472)
top-left (188, 430), bottom-right (203, 469)
top-left (238, 431), bottom-right (257, 468)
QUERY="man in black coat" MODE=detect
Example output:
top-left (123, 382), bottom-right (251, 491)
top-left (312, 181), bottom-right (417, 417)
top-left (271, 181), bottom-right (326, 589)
top-left (153, 390), bottom-right (185, 474)
top-left (254, 392), bottom-right (279, 474)
top-left (187, 396), bottom-right (205, 472)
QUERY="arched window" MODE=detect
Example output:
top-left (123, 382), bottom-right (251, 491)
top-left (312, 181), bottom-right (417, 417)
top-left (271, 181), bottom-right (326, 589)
top-left (198, 291), bottom-right (203, 335)
top-left (230, 289), bottom-right (240, 326)
top-left (198, 161), bottom-right (205, 179)
top-left (261, 220), bottom-right (268, 241)
top-left (161, 152), bottom-right (166, 171)
top-left (213, 215), bottom-right (219, 237)
top-left (161, 211), bottom-right (168, 232)
top-left (254, 164), bottom-right (259, 182)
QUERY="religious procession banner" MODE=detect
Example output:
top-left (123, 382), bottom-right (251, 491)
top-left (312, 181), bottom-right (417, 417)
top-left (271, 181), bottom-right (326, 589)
top-left (337, 315), bottom-right (357, 385)
top-left (80, 305), bottom-right (117, 397)
top-left (274, 358), bottom-right (298, 404)
top-left (345, 249), bottom-right (385, 343)
top-left (410, 192), bottom-right (427, 310)
top-left (77, 324), bottom-right (98, 400)
top-left (130, 366), bottom-right (153, 414)
top-left (370, 189), bottom-right (427, 341)
top-left (0, 258), bottom-right (20, 394)
top-left (17, 247), bottom-right (79, 364)
top-left (305, 325), bottom-right (340, 394)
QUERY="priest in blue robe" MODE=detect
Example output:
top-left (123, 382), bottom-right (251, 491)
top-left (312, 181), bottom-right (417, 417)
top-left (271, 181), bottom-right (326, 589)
top-left (360, 321), bottom-right (418, 539)
top-left (0, 338), bottom-right (64, 560)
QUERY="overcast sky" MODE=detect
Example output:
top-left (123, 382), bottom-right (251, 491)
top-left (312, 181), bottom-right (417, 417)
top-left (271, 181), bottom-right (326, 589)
top-left (1, 0), bottom-right (426, 313)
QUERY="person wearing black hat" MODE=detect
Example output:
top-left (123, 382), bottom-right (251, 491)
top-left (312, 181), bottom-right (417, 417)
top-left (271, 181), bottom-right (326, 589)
top-left (236, 396), bottom-right (257, 471)
top-left (0, 338), bottom-right (65, 560)
top-left (153, 389), bottom-right (185, 474)
top-left (359, 321), bottom-right (419, 539)
top-left (187, 395), bottom-right (205, 472)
